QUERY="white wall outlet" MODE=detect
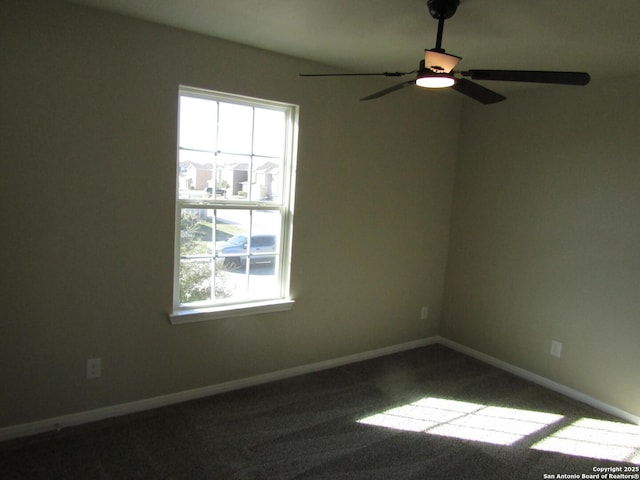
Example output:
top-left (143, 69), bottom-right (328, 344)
top-left (86, 358), bottom-right (102, 379)
top-left (550, 340), bottom-right (563, 358)
top-left (421, 306), bottom-right (429, 320)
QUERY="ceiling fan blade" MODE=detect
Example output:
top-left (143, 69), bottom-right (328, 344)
top-left (299, 71), bottom-right (415, 78)
top-left (360, 80), bottom-right (416, 101)
top-left (451, 78), bottom-right (506, 104)
top-left (464, 70), bottom-right (591, 85)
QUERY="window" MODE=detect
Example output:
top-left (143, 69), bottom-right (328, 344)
top-left (170, 86), bottom-right (298, 324)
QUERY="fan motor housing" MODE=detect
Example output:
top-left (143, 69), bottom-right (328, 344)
top-left (426, 0), bottom-right (459, 19)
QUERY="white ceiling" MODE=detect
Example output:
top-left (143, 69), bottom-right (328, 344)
top-left (66, 0), bottom-right (640, 81)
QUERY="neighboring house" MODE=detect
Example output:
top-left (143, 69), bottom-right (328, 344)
top-left (218, 162), bottom-right (249, 196)
top-left (239, 161), bottom-right (280, 200)
top-left (179, 162), bottom-right (213, 190)
top-left (253, 161), bottom-right (280, 200)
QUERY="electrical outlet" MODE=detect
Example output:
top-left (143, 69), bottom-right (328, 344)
top-left (550, 341), bottom-right (563, 358)
top-left (86, 358), bottom-right (102, 379)
top-left (421, 306), bottom-right (429, 320)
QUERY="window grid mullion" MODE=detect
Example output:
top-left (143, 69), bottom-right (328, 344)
top-left (245, 107), bottom-right (255, 292)
top-left (211, 101), bottom-right (222, 301)
top-left (245, 209), bottom-right (253, 293)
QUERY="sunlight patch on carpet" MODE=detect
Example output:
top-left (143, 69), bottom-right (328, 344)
top-left (357, 397), bottom-right (564, 446)
top-left (532, 417), bottom-right (640, 465)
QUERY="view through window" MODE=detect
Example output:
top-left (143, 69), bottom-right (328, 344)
top-left (172, 86), bottom-right (298, 320)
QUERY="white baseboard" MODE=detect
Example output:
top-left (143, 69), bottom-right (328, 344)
top-left (436, 336), bottom-right (640, 425)
top-left (0, 337), bottom-right (438, 442)
top-left (3, 335), bottom-right (637, 443)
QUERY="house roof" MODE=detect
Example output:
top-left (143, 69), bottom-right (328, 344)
top-left (182, 162), bottom-right (213, 171)
top-left (255, 161), bottom-right (280, 174)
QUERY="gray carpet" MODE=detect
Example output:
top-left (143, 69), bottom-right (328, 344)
top-left (1, 345), bottom-right (638, 479)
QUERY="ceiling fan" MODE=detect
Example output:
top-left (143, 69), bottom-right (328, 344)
top-left (300, 0), bottom-right (590, 104)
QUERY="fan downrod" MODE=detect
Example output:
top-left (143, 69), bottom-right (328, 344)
top-left (426, 0), bottom-right (459, 20)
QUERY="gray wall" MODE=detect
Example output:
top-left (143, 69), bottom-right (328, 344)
top-left (4, 0), bottom-right (637, 430)
top-left (1, 0), bottom-right (460, 427)
top-left (442, 78), bottom-right (640, 417)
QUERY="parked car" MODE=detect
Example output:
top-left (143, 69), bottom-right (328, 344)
top-left (215, 234), bottom-right (276, 270)
top-left (205, 186), bottom-right (226, 197)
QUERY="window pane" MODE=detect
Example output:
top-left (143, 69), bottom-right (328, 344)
top-left (178, 150), bottom-right (215, 199)
top-left (180, 208), bottom-right (214, 256)
top-left (251, 157), bottom-right (282, 201)
top-left (253, 108), bottom-right (285, 157)
top-left (247, 211), bottom-right (281, 299)
top-left (248, 254), bottom-right (281, 299)
top-left (217, 153), bottom-right (250, 198)
top-left (215, 209), bottom-right (250, 270)
top-left (178, 208), bottom-right (214, 305)
top-left (248, 210), bottom-right (282, 299)
top-left (212, 210), bottom-right (282, 302)
top-left (252, 210), bottom-right (281, 245)
top-left (218, 102), bottom-right (253, 154)
top-left (214, 209), bottom-right (249, 301)
top-left (179, 258), bottom-right (213, 304)
top-left (179, 96), bottom-right (217, 151)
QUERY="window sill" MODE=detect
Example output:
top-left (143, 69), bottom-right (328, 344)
top-left (169, 299), bottom-right (294, 325)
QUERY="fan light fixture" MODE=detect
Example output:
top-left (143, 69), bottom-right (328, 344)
top-left (416, 74), bottom-right (456, 88)
top-left (424, 49), bottom-right (461, 74)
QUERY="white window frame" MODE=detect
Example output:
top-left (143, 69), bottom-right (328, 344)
top-left (170, 86), bottom-right (298, 324)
